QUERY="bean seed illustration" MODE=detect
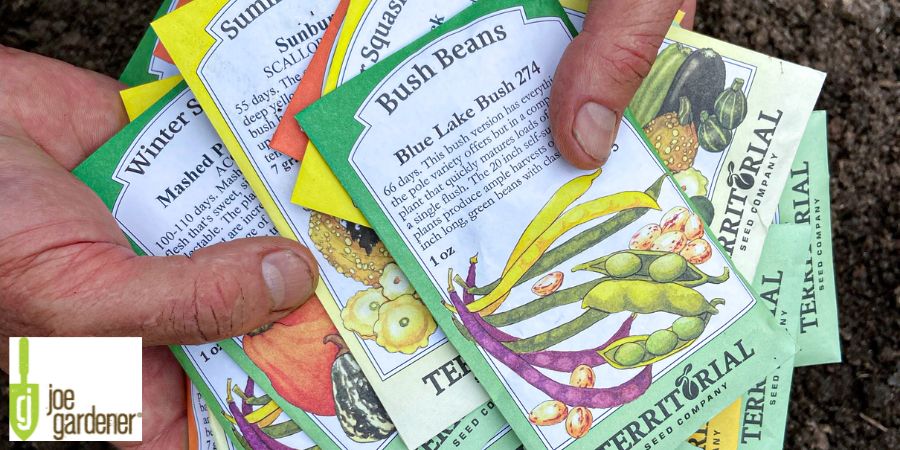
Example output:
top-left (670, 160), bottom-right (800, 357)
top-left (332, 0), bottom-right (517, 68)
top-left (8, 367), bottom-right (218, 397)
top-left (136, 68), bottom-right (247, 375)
top-left (614, 342), bottom-right (645, 366)
top-left (646, 329), bottom-right (679, 355)
top-left (606, 252), bottom-right (642, 278)
top-left (672, 316), bottom-right (706, 341)
top-left (648, 252), bottom-right (687, 283)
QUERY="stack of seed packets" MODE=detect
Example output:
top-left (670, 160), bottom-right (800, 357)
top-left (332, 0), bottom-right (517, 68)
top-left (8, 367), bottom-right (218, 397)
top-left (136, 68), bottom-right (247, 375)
top-left (71, 0), bottom-right (840, 449)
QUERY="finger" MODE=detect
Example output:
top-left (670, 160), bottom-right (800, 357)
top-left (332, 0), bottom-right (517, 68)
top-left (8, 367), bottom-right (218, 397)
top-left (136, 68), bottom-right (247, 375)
top-left (0, 45), bottom-right (127, 170)
top-left (16, 237), bottom-right (319, 346)
top-left (679, 0), bottom-right (697, 30)
top-left (550, 0), bottom-right (683, 169)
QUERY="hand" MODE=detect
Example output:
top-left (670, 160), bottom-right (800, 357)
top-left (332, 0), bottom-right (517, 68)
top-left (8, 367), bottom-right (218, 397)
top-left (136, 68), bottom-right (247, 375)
top-left (0, 46), bottom-right (319, 448)
top-left (551, 0), bottom-right (696, 169)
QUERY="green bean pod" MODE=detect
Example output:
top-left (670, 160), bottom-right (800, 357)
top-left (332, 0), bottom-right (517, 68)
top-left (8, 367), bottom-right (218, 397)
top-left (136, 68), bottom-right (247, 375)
top-left (480, 278), bottom-right (603, 327)
top-left (572, 249), bottom-right (729, 287)
top-left (582, 279), bottom-right (722, 316)
top-left (469, 176), bottom-right (666, 296)
top-left (598, 303), bottom-right (723, 370)
top-left (502, 309), bottom-right (609, 353)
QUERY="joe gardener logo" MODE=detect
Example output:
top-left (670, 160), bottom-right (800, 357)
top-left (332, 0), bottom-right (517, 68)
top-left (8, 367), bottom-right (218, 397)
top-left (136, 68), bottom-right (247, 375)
top-left (8, 337), bottom-right (142, 441)
top-left (10, 338), bottom-right (38, 440)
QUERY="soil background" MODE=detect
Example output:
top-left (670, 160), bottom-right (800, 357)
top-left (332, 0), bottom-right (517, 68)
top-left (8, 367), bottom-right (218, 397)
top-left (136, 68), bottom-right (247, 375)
top-left (1, 0), bottom-right (897, 449)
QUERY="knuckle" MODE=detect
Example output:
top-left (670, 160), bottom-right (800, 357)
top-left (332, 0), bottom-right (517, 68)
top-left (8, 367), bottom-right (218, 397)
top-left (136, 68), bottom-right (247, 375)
top-left (190, 273), bottom-right (243, 341)
top-left (602, 36), bottom-right (658, 85)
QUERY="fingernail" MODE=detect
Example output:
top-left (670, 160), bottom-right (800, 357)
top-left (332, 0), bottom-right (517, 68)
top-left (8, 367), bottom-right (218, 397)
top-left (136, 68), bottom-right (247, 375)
top-left (573, 102), bottom-right (617, 163)
top-left (262, 250), bottom-right (317, 311)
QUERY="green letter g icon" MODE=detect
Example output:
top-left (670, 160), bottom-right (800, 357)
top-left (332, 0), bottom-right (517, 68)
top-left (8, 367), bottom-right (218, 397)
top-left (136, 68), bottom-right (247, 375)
top-left (10, 337), bottom-right (39, 440)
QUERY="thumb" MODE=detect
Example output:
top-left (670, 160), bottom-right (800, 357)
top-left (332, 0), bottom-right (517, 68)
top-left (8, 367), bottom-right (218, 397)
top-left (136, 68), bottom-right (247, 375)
top-left (550, 0), bottom-right (684, 169)
top-left (73, 237), bottom-right (319, 345)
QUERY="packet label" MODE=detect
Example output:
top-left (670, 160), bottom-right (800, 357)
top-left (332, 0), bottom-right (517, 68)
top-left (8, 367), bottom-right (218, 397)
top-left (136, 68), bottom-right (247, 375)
top-left (300, 1), bottom-right (794, 449)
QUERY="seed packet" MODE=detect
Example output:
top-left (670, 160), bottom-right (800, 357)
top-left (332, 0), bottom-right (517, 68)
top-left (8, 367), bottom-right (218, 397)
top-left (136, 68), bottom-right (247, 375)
top-left (628, 33), bottom-right (824, 279)
top-left (187, 379), bottom-right (235, 450)
top-left (736, 223), bottom-right (808, 449)
top-left (268, 0), bottom-right (350, 160)
top-left (299, 1), bottom-right (797, 449)
top-left (75, 79), bottom-right (413, 450)
top-left (152, 1), bottom-right (498, 445)
top-left (689, 224), bottom-right (811, 450)
top-left (776, 111), bottom-right (840, 366)
top-left (119, 0), bottom-right (191, 86)
top-left (173, 345), bottom-right (318, 449)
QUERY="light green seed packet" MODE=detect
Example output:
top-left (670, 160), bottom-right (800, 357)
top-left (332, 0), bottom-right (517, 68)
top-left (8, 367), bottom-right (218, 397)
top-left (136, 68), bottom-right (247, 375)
top-left (299, 1), bottom-right (805, 448)
top-left (777, 111), bottom-right (841, 366)
top-left (738, 223), bottom-right (809, 449)
top-left (119, 0), bottom-right (182, 86)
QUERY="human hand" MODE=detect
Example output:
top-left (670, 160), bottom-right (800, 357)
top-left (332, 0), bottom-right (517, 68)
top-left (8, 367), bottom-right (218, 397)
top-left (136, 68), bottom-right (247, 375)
top-left (551, 0), bottom-right (695, 169)
top-left (0, 46), bottom-right (319, 448)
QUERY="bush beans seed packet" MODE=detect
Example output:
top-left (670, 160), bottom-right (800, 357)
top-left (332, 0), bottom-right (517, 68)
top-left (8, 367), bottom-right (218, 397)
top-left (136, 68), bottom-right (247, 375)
top-left (300, 1), bottom-right (799, 449)
top-left (288, 0), bottom-right (591, 226)
top-left (268, 0), bottom-right (350, 160)
top-left (776, 111), bottom-right (840, 366)
top-left (74, 81), bottom-right (321, 450)
top-left (119, 0), bottom-right (191, 86)
top-left (152, 1), bottom-right (502, 446)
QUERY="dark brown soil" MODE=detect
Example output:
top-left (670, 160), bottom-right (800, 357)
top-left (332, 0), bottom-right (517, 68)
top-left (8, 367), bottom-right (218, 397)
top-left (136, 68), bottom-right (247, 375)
top-left (1, 0), bottom-right (897, 448)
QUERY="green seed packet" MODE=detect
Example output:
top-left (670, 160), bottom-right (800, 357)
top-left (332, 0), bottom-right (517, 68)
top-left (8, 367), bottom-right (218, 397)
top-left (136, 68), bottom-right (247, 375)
top-left (119, 0), bottom-right (182, 86)
top-left (737, 223), bottom-right (809, 449)
top-left (777, 111), bottom-right (841, 366)
top-left (72, 82), bottom-right (319, 449)
top-left (298, 1), bottom-right (801, 448)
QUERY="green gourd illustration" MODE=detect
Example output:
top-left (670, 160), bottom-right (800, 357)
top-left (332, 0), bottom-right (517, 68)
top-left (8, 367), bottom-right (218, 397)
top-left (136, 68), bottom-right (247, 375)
top-left (699, 110), bottom-right (732, 152)
top-left (714, 78), bottom-right (748, 129)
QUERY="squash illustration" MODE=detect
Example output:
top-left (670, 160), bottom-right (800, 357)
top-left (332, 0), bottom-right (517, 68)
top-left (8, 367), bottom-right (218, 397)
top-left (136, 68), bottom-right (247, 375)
top-left (309, 212), bottom-right (394, 286)
top-left (326, 335), bottom-right (396, 442)
top-left (644, 97), bottom-right (699, 172)
top-left (244, 295), bottom-right (339, 416)
top-left (342, 288), bottom-right (390, 339)
top-left (374, 294), bottom-right (437, 354)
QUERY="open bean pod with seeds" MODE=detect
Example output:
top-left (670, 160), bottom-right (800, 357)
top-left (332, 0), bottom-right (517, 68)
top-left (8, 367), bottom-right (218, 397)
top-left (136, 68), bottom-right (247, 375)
top-left (595, 302), bottom-right (722, 370)
top-left (572, 249), bottom-right (729, 287)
